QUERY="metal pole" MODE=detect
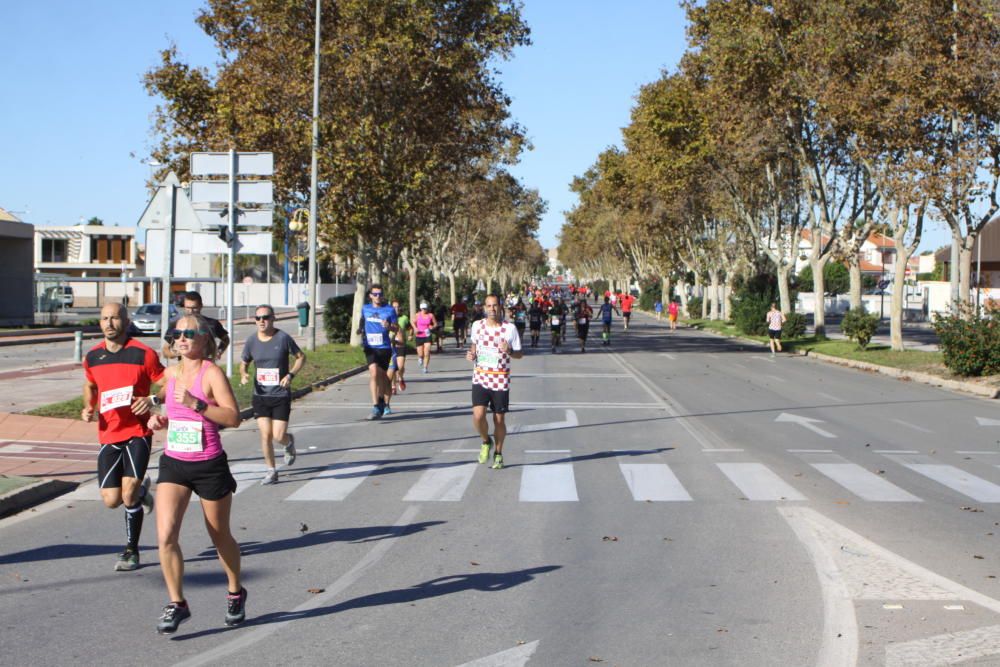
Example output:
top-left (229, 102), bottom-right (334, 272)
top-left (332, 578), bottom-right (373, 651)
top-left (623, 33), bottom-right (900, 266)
top-left (307, 0), bottom-right (321, 351)
top-left (976, 233), bottom-right (982, 313)
top-left (226, 148), bottom-right (236, 376)
top-left (160, 184), bottom-right (176, 340)
top-left (74, 331), bottom-right (83, 363)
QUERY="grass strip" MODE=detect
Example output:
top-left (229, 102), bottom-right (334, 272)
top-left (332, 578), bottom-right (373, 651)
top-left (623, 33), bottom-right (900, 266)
top-left (26, 342), bottom-right (367, 420)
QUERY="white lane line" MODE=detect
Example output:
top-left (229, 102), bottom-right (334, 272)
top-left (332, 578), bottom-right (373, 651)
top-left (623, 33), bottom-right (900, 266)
top-left (316, 402), bottom-right (658, 410)
top-left (765, 374), bottom-right (784, 382)
top-left (525, 449), bottom-right (571, 453)
top-left (174, 506), bottom-right (421, 667)
top-left (788, 449), bottom-right (833, 453)
top-left (874, 450), bottom-right (919, 454)
top-left (286, 455), bottom-right (388, 501)
top-left (230, 463), bottom-right (272, 495)
top-left (519, 464), bottom-right (578, 502)
top-left (659, 353), bottom-right (677, 360)
top-left (751, 355), bottom-right (776, 363)
top-left (704, 448), bottom-right (744, 453)
top-left (518, 373), bottom-right (629, 378)
top-left (454, 640), bottom-right (540, 667)
top-left (961, 451), bottom-right (1000, 454)
top-left (403, 463), bottom-right (477, 502)
top-left (901, 464), bottom-right (1000, 502)
top-left (817, 392), bottom-right (843, 402)
top-left (891, 418), bottom-right (933, 433)
top-left (717, 462), bottom-right (807, 501)
top-left (0, 444), bottom-right (33, 453)
top-left (443, 449), bottom-right (479, 453)
top-left (619, 463), bottom-right (692, 501)
top-left (811, 463), bottom-right (922, 502)
top-left (348, 448), bottom-right (394, 453)
top-left (977, 417), bottom-right (1000, 427)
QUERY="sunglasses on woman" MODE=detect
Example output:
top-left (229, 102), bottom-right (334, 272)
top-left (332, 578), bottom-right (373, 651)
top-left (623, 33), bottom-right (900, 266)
top-left (170, 329), bottom-right (208, 340)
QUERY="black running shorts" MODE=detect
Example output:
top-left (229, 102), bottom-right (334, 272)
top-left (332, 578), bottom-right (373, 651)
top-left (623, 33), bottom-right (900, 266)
top-left (97, 436), bottom-right (152, 489)
top-left (253, 394), bottom-right (292, 421)
top-left (157, 452), bottom-right (237, 501)
top-left (365, 347), bottom-right (392, 371)
top-left (577, 324), bottom-right (589, 339)
top-left (414, 336), bottom-right (430, 346)
top-left (768, 328), bottom-right (782, 340)
top-left (472, 383), bottom-right (510, 414)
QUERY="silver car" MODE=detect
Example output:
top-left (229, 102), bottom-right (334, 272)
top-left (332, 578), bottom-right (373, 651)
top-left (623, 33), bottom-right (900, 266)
top-left (131, 303), bottom-right (179, 335)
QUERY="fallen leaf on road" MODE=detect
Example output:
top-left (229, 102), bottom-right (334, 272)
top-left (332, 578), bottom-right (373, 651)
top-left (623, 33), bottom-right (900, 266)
top-left (602, 536), bottom-right (619, 542)
top-left (470, 561), bottom-right (480, 566)
top-left (307, 588), bottom-right (325, 594)
top-left (299, 523), bottom-right (309, 532)
top-left (974, 555), bottom-right (985, 559)
top-left (717, 627), bottom-right (729, 633)
top-left (517, 640), bottom-right (525, 645)
top-left (835, 501), bottom-right (850, 505)
top-left (588, 658), bottom-right (604, 663)
top-left (875, 470), bottom-right (886, 475)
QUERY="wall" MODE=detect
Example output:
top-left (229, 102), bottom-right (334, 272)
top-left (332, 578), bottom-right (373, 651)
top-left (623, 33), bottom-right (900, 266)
top-left (0, 221), bottom-right (35, 325)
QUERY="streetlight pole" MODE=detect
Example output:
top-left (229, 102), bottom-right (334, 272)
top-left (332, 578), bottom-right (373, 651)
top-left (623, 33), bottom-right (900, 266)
top-left (306, 0), bottom-right (321, 351)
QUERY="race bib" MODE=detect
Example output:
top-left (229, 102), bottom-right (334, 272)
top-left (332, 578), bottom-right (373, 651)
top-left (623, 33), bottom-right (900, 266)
top-left (166, 419), bottom-right (204, 453)
top-left (551, 317), bottom-right (560, 326)
top-left (478, 348), bottom-right (501, 369)
top-left (578, 318), bottom-right (588, 325)
top-left (99, 386), bottom-right (133, 413)
top-left (256, 368), bottom-right (281, 386)
top-left (366, 333), bottom-right (384, 346)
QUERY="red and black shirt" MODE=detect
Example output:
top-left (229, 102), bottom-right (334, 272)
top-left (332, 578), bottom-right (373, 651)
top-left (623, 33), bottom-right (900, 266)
top-left (83, 338), bottom-right (165, 444)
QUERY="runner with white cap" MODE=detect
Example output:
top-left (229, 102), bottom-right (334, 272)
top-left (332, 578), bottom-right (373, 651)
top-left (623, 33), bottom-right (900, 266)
top-left (413, 301), bottom-right (437, 374)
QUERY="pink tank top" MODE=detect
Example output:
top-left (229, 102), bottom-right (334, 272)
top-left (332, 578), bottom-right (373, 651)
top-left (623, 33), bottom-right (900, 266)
top-left (415, 312), bottom-right (433, 337)
top-left (164, 360), bottom-right (224, 462)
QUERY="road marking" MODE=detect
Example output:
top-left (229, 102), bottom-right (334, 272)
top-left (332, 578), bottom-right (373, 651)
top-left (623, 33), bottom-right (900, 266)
top-left (716, 462), bottom-right (806, 501)
top-left (525, 449), bottom-right (571, 453)
top-left (518, 373), bottom-right (629, 378)
top-left (731, 362), bottom-right (748, 370)
top-left (891, 418), bottom-right (933, 433)
top-left (765, 374), bottom-right (784, 382)
top-left (886, 625), bottom-right (1000, 665)
top-left (510, 410), bottom-right (578, 434)
top-left (230, 463), bottom-right (272, 495)
top-left (0, 444), bottom-right (34, 453)
top-left (775, 413), bottom-right (836, 438)
top-left (286, 458), bottom-right (386, 501)
top-left (788, 449), bottom-right (833, 453)
top-left (348, 448), bottom-right (394, 453)
top-left (811, 463), bottom-right (922, 502)
top-left (443, 449), bottom-right (479, 453)
top-left (520, 464), bottom-right (578, 502)
top-left (959, 451), bottom-right (999, 454)
top-left (703, 448), bottom-right (744, 452)
top-left (619, 463), bottom-right (692, 501)
top-left (901, 463), bottom-right (1000, 502)
top-left (174, 506), bottom-right (421, 667)
top-left (319, 402), bottom-right (658, 410)
top-left (977, 417), bottom-right (1000, 427)
top-left (751, 355), bottom-right (776, 363)
top-left (659, 353), bottom-right (677, 360)
top-left (817, 392), bottom-right (843, 402)
top-left (874, 450), bottom-right (919, 454)
top-left (403, 463), bottom-right (477, 502)
top-left (453, 640), bottom-right (540, 667)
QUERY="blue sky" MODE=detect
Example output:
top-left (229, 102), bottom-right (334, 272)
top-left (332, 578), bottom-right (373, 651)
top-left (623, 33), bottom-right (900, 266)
top-left (0, 1), bottom-right (951, 252)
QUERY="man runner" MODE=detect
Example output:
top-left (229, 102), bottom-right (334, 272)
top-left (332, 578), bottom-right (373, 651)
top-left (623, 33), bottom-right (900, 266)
top-left (467, 294), bottom-right (523, 469)
top-left (548, 296), bottom-right (569, 353)
top-left (597, 296), bottom-right (620, 346)
top-left (240, 304), bottom-right (306, 485)
top-left (359, 284), bottom-right (397, 419)
top-left (574, 297), bottom-right (593, 353)
top-left (620, 292), bottom-right (636, 331)
top-left (82, 302), bottom-right (163, 571)
top-left (451, 297), bottom-right (469, 348)
top-left (163, 291), bottom-right (229, 360)
top-left (527, 299), bottom-right (543, 348)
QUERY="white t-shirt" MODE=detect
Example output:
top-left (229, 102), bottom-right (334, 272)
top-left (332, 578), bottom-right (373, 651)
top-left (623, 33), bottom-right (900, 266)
top-left (470, 320), bottom-right (521, 391)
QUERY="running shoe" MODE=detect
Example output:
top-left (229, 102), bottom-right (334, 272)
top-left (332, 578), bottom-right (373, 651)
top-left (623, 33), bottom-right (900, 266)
top-left (283, 433), bottom-right (297, 466)
top-left (399, 378), bottom-right (406, 392)
top-left (382, 406), bottom-right (393, 416)
top-left (366, 406), bottom-right (383, 421)
top-left (140, 476), bottom-right (155, 514)
top-left (417, 357), bottom-right (423, 367)
top-left (115, 548), bottom-right (139, 572)
top-left (225, 587), bottom-right (248, 626)
top-left (261, 469), bottom-right (278, 485)
top-left (422, 366), bottom-right (428, 374)
top-left (492, 453), bottom-right (504, 470)
top-left (478, 438), bottom-right (493, 464)
top-left (157, 602), bottom-right (191, 634)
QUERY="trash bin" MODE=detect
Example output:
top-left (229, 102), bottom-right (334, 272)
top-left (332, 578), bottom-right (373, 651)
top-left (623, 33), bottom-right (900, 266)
top-left (297, 302), bottom-right (311, 327)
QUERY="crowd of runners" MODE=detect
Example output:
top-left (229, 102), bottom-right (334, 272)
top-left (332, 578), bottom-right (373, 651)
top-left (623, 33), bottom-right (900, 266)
top-left (78, 282), bottom-right (686, 634)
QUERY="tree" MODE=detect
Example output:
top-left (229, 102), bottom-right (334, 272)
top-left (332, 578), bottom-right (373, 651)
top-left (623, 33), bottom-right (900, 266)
top-left (86, 217), bottom-right (104, 226)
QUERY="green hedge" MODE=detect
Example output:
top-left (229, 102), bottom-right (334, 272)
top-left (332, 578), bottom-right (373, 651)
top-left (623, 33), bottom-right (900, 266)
top-left (932, 303), bottom-right (1000, 376)
top-left (841, 308), bottom-right (880, 350)
top-left (323, 294), bottom-right (354, 343)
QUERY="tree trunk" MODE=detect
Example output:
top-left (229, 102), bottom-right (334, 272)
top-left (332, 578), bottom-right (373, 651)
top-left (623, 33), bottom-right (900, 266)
top-left (776, 265), bottom-right (792, 313)
top-left (679, 280), bottom-right (689, 317)
top-left (810, 257), bottom-right (828, 337)
top-left (708, 270), bottom-right (720, 320)
top-left (408, 263), bottom-right (418, 316)
top-left (889, 249), bottom-right (911, 351)
top-left (724, 280), bottom-right (734, 322)
top-left (661, 275), bottom-right (671, 305)
top-left (448, 271), bottom-right (456, 307)
top-left (848, 256), bottom-right (863, 311)
top-left (959, 245), bottom-right (973, 308)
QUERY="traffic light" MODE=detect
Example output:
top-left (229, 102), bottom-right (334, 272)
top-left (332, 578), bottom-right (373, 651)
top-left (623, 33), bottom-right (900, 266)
top-left (218, 225), bottom-right (235, 247)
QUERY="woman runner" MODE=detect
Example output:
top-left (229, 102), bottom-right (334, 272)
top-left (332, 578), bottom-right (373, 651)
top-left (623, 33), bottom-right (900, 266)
top-left (149, 314), bottom-right (245, 634)
top-left (413, 302), bottom-right (437, 373)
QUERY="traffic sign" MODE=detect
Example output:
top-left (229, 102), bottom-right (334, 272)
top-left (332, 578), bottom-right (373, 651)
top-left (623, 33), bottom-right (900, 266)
top-left (136, 171), bottom-right (205, 230)
top-left (877, 279), bottom-right (890, 290)
top-left (190, 180), bottom-right (274, 205)
top-left (191, 152), bottom-right (273, 176)
top-left (193, 206), bottom-right (272, 228)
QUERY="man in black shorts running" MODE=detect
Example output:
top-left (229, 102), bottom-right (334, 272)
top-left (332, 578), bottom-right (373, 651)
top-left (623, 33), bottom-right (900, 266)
top-left (467, 294), bottom-right (523, 470)
top-left (82, 302), bottom-right (164, 571)
top-left (162, 291), bottom-right (229, 360)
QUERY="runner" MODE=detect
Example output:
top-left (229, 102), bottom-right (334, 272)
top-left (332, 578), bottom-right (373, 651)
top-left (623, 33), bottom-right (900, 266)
top-left (668, 299), bottom-right (679, 331)
top-left (467, 294), bottom-right (523, 470)
top-left (511, 296), bottom-right (527, 342)
top-left (528, 299), bottom-right (543, 348)
top-left (574, 297), bottom-right (593, 353)
top-left (597, 296), bottom-right (620, 346)
top-left (82, 302), bottom-right (163, 572)
top-left (358, 284), bottom-right (398, 420)
top-left (766, 302), bottom-right (787, 356)
top-left (620, 291), bottom-right (636, 331)
top-left (413, 301), bottom-right (437, 374)
top-left (388, 299), bottom-right (411, 393)
top-left (433, 302), bottom-right (448, 352)
top-left (451, 297), bottom-right (469, 348)
top-left (548, 296), bottom-right (569, 353)
top-left (162, 291), bottom-right (230, 361)
top-left (470, 301), bottom-right (486, 324)
top-left (240, 304), bottom-right (306, 484)
top-left (654, 299), bottom-right (663, 321)
top-left (148, 314), bottom-right (245, 634)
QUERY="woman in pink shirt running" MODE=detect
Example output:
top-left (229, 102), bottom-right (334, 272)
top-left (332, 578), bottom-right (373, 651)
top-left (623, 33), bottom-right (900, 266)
top-left (148, 314), bottom-right (244, 634)
top-left (413, 302), bottom-right (438, 374)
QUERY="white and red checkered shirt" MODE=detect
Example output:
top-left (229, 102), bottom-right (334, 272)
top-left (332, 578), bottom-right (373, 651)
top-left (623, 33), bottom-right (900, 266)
top-left (470, 320), bottom-right (521, 391)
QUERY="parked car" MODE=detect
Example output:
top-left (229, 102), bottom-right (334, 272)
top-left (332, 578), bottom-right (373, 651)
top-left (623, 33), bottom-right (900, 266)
top-left (40, 286), bottom-right (74, 310)
top-left (130, 303), bottom-right (179, 335)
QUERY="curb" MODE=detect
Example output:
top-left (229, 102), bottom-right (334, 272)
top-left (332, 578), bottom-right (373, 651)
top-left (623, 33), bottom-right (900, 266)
top-left (0, 479), bottom-right (78, 519)
top-left (691, 325), bottom-right (998, 400)
top-left (237, 364), bottom-right (367, 420)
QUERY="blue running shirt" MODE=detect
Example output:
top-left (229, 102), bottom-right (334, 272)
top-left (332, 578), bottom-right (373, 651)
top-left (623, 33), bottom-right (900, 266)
top-left (362, 304), bottom-right (397, 349)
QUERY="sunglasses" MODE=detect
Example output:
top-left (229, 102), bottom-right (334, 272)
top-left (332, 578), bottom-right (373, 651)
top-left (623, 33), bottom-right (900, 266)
top-left (254, 315), bottom-right (273, 321)
top-left (170, 329), bottom-right (207, 340)
top-left (370, 292), bottom-right (383, 297)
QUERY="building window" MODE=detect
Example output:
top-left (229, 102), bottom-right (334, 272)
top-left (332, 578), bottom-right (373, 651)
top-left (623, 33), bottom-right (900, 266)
top-left (91, 237), bottom-right (128, 264)
top-left (41, 238), bottom-right (67, 262)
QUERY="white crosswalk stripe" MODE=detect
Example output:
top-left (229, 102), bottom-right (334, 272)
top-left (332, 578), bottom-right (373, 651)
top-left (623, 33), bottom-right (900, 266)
top-left (519, 464), bottom-right (579, 502)
top-left (286, 461), bottom-right (383, 501)
top-left (901, 464), bottom-right (1000, 503)
top-left (619, 463), bottom-right (692, 501)
top-left (810, 463), bottom-right (921, 502)
top-left (402, 462), bottom-right (478, 502)
top-left (716, 462), bottom-right (807, 501)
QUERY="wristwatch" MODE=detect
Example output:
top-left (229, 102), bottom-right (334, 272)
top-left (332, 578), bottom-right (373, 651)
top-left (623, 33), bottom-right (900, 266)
top-left (149, 395), bottom-right (160, 407)
top-left (194, 398), bottom-right (208, 414)
top-left (287, 372), bottom-right (295, 380)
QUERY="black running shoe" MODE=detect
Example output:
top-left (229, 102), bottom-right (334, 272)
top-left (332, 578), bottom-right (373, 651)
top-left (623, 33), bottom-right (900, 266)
top-left (225, 587), bottom-right (248, 626)
top-left (157, 602), bottom-right (191, 634)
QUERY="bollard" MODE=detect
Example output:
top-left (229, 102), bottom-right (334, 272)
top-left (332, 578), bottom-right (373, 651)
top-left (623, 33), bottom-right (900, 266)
top-left (74, 331), bottom-right (83, 363)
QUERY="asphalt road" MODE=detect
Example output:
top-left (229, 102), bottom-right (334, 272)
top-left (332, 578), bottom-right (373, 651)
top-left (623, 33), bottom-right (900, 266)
top-left (2, 313), bottom-right (999, 666)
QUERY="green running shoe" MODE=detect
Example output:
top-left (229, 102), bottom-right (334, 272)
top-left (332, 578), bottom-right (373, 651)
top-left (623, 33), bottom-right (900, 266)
top-left (115, 548), bottom-right (139, 572)
top-left (492, 453), bottom-right (504, 470)
top-left (478, 438), bottom-right (492, 464)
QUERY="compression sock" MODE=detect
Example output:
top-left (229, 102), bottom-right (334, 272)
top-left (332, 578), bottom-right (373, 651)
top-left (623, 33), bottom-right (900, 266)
top-left (124, 502), bottom-right (144, 551)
